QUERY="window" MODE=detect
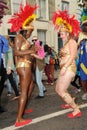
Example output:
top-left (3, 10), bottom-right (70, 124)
top-left (5, 0), bottom-right (11, 15)
top-left (38, 0), bottom-right (46, 19)
top-left (37, 30), bottom-right (46, 45)
top-left (27, 0), bottom-right (36, 5)
top-left (62, 1), bottom-right (69, 11)
top-left (12, 0), bottom-right (25, 14)
top-left (8, 29), bottom-right (16, 42)
top-left (48, 0), bottom-right (55, 20)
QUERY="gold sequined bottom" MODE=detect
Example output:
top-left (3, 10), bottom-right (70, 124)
top-left (16, 60), bottom-right (31, 68)
top-left (61, 64), bottom-right (76, 74)
top-left (67, 65), bottom-right (76, 74)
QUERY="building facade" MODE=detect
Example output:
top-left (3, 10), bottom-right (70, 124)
top-left (0, 0), bottom-right (79, 53)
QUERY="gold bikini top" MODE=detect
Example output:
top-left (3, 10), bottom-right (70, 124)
top-left (21, 41), bottom-right (30, 50)
top-left (60, 44), bottom-right (70, 58)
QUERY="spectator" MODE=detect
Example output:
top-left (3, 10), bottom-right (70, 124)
top-left (44, 45), bottom-right (54, 85)
top-left (78, 1), bottom-right (87, 100)
top-left (31, 39), bottom-right (47, 98)
top-left (3, 36), bottom-right (20, 100)
top-left (50, 48), bottom-right (55, 84)
top-left (0, 35), bottom-right (9, 113)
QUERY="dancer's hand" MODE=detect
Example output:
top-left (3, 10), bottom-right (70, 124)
top-left (7, 68), bottom-right (11, 75)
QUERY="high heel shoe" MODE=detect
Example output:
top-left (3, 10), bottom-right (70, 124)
top-left (67, 111), bottom-right (82, 118)
top-left (61, 104), bottom-right (72, 109)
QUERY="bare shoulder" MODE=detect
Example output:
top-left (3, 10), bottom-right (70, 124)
top-left (69, 39), bottom-right (77, 46)
top-left (14, 34), bottom-right (23, 50)
top-left (14, 34), bottom-right (23, 44)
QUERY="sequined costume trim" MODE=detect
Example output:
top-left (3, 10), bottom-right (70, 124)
top-left (60, 43), bottom-right (76, 74)
top-left (21, 41), bottom-right (30, 50)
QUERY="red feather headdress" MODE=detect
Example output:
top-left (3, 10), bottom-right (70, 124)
top-left (8, 2), bottom-right (38, 32)
top-left (0, 0), bottom-right (8, 25)
top-left (52, 10), bottom-right (81, 37)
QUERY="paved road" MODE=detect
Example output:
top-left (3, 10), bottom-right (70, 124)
top-left (0, 70), bottom-right (87, 130)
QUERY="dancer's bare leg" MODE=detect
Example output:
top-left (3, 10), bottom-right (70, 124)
top-left (16, 67), bottom-right (32, 122)
top-left (56, 70), bottom-right (81, 115)
top-left (28, 78), bottom-right (34, 99)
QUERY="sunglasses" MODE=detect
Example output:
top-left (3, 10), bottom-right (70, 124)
top-left (32, 39), bottom-right (37, 42)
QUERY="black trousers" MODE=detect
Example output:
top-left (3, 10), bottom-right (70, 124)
top-left (0, 59), bottom-right (19, 97)
top-left (71, 74), bottom-right (81, 89)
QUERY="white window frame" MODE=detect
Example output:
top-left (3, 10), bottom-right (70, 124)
top-left (36, 0), bottom-right (49, 20)
top-left (37, 29), bottom-right (46, 45)
top-left (11, 0), bottom-right (26, 15)
top-left (62, 1), bottom-right (69, 11)
top-left (8, 29), bottom-right (17, 42)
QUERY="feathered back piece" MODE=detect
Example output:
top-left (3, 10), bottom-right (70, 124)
top-left (0, 0), bottom-right (8, 25)
top-left (52, 10), bottom-right (81, 37)
top-left (8, 2), bottom-right (38, 32)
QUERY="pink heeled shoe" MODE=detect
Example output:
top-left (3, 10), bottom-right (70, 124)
top-left (67, 111), bottom-right (82, 118)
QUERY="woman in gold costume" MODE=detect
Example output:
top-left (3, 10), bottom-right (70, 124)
top-left (8, 3), bottom-right (38, 127)
top-left (52, 10), bottom-right (82, 118)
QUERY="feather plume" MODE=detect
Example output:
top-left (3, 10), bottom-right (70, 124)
top-left (52, 10), bottom-right (81, 37)
top-left (8, 2), bottom-right (38, 32)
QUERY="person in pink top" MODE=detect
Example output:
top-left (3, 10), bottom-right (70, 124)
top-left (31, 39), bottom-right (47, 98)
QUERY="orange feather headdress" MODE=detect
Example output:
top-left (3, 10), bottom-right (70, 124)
top-left (8, 2), bottom-right (38, 32)
top-left (52, 10), bottom-right (81, 37)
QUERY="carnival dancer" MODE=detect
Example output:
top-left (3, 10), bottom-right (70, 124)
top-left (78, 0), bottom-right (87, 100)
top-left (8, 2), bottom-right (38, 127)
top-left (52, 10), bottom-right (82, 118)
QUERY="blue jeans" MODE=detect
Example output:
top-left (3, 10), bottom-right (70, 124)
top-left (6, 79), bottom-right (12, 93)
top-left (36, 66), bottom-right (46, 96)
